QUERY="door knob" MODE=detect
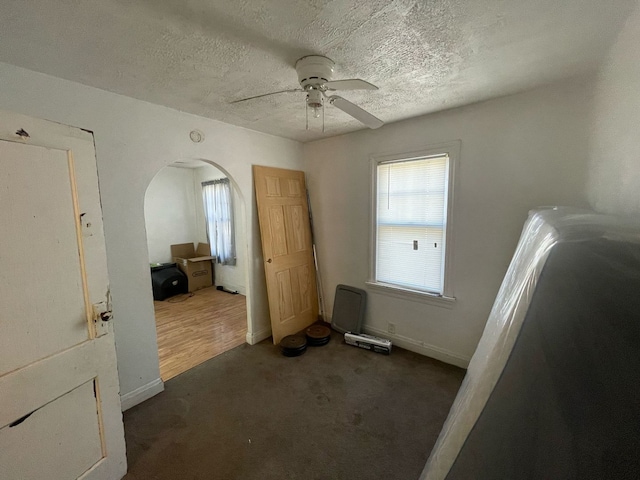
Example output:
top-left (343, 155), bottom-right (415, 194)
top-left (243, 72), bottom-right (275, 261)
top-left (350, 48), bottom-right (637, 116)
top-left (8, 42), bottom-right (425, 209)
top-left (92, 302), bottom-right (112, 323)
top-left (267, 258), bottom-right (272, 263)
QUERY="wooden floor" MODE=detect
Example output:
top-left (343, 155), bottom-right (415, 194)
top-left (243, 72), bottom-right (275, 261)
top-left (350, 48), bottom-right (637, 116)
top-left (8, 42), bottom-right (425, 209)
top-left (154, 286), bottom-right (247, 381)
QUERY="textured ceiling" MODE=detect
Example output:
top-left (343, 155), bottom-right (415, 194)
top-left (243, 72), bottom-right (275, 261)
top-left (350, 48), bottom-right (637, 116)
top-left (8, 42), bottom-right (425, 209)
top-left (0, 0), bottom-right (636, 142)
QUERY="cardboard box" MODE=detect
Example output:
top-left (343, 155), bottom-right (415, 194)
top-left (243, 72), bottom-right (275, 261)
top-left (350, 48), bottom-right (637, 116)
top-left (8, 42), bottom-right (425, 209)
top-left (170, 243), bottom-right (215, 292)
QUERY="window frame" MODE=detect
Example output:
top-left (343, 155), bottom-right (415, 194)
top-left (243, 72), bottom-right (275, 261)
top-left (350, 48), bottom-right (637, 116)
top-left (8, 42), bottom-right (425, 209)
top-left (367, 141), bottom-right (460, 307)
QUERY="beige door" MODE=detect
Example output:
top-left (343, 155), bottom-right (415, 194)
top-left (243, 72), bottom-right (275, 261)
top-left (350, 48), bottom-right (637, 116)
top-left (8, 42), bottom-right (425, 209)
top-left (253, 166), bottom-right (318, 344)
top-left (0, 111), bottom-right (127, 479)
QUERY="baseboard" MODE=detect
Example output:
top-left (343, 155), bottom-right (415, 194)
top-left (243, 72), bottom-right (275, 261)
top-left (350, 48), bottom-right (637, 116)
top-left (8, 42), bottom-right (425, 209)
top-left (246, 327), bottom-right (271, 345)
top-left (120, 378), bottom-right (164, 411)
top-left (231, 284), bottom-right (247, 296)
top-left (360, 325), bottom-right (471, 369)
top-left (214, 282), bottom-right (246, 296)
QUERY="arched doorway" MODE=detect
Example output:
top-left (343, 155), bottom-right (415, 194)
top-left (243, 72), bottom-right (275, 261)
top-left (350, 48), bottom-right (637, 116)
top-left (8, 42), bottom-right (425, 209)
top-left (144, 159), bottom-right (250, 381)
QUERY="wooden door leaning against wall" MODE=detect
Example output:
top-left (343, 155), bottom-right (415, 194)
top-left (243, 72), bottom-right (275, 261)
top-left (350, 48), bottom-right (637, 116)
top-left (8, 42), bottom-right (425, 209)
top-left (253, 166), bottom-right (318, 344)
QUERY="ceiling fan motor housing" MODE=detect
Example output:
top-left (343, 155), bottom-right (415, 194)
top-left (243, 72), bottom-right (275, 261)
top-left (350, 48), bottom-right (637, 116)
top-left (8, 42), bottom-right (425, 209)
top-left (296, 55), bottom-right (335, 90)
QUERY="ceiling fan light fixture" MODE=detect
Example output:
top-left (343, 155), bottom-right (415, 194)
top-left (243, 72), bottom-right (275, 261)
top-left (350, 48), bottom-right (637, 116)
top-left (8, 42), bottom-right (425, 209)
top-left (305, 90), bottom-right (325, 131)
top-left (306, 89), bottom-right (323, 119)
top-left (231, 55), bottom-right (384, 130)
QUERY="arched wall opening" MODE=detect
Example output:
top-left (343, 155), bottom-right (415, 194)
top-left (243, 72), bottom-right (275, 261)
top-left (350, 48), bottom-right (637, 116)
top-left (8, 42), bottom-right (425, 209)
top-left (143, 158), bottom-right (252, 381)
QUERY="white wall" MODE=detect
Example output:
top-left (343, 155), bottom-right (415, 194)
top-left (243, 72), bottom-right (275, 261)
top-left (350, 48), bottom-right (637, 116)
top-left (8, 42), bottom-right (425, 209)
top-left (193, 164), bottom-right (247, 294)
top-left (304, 77), bottom-right (594, 366)
top-left (144, 166), bottom-right (199, 264)
top-left (587, 3), bottom-right (640, 215)
top-left (0, 62), bottom-right (303, 406)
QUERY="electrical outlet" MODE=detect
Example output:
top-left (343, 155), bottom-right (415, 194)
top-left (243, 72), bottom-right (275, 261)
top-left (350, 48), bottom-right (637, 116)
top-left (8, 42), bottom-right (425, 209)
top-left (388, 322), bottom-right (396, 334)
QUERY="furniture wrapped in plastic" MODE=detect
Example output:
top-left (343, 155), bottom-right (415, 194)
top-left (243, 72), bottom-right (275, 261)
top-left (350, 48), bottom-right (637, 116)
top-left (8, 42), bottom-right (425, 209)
top-left (421, 207), bottom-right (640, 480)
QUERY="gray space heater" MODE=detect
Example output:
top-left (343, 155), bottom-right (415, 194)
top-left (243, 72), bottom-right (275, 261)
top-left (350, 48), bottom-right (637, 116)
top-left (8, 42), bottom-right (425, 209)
top-left (330, 284), bottom-right (366, 334)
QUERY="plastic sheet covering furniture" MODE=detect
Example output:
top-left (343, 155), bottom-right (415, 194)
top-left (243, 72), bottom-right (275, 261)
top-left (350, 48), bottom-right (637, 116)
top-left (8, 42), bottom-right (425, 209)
top-left (421, 207), bottom-right (640, 480)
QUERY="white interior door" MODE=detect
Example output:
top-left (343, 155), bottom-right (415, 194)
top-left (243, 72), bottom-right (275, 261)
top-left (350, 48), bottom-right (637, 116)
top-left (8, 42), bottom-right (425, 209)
top-left (0, 111), bottom-right (127, 479)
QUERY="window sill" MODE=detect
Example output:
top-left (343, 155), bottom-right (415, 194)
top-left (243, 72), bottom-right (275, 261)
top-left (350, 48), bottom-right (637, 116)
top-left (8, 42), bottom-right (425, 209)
top-left (365, 281), bottom-right (456, 309)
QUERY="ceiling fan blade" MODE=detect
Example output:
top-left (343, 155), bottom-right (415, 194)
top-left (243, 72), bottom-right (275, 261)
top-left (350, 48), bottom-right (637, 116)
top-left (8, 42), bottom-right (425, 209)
top-left (329, 96), bottom-right (384, 129)
top-left (230, 89), bottom-right (303, 104)
top-left (324, 79), bottom-right (378, 91)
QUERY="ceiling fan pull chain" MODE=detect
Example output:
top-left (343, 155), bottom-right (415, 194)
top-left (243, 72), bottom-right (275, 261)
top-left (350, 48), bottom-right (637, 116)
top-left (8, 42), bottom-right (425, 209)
top-left (322, 90), bottom-right (328, 135)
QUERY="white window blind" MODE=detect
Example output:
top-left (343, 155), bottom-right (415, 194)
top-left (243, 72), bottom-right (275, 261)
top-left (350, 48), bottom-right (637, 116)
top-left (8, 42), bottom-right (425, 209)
top-left (376, 155), bottom-right (449, 294)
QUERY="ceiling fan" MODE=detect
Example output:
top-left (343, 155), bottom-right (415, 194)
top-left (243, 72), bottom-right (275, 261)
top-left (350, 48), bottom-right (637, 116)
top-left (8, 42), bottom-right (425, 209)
top-left (231, 55), bottom-right (384, 130)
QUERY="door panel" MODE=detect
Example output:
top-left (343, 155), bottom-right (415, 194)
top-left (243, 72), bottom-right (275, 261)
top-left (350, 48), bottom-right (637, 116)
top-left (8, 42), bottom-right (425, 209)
top-left (276, 270), bottom-right (295, 321)
top-left (0, 142), bottom-right (88, 376)
top-left (287, 179), bottom-right (301, 196)
top-left (295, 264), bottom-right (312, 312)
top-left (0, 111), bottom-right (126, 480)
top-left (0, 381), bottom-right (103, 480)
top-left (254, 166), bottom-right (318, 344)
top-left (265, 176), bottom-right (281, 196)
top-left (288, 205), bottom-right (306, 252)
top-left (268, 206), bottom-right (288, 256)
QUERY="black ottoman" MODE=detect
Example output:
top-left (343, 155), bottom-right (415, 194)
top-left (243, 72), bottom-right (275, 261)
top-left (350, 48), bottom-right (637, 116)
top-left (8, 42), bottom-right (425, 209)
top-left (151, 263), bottom-right (188, 301)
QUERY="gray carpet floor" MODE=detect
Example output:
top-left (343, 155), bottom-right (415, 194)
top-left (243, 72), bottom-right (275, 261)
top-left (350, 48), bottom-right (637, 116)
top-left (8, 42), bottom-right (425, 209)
top-left (123, 330), bottom-right (465, 480)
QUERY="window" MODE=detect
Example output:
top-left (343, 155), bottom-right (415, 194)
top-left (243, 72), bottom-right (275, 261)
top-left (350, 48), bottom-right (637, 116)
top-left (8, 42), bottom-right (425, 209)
top-left (369, 142), bottom-right (458, 301)
top-left (202, 178), bottom-right (236, 265)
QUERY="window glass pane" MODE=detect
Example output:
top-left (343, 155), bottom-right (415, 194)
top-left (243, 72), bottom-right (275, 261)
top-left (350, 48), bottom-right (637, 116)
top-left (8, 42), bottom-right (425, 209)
top-left (376, 155), bottom-right (448, 293)
top-left (377, 226), bottom-right (443, 291)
